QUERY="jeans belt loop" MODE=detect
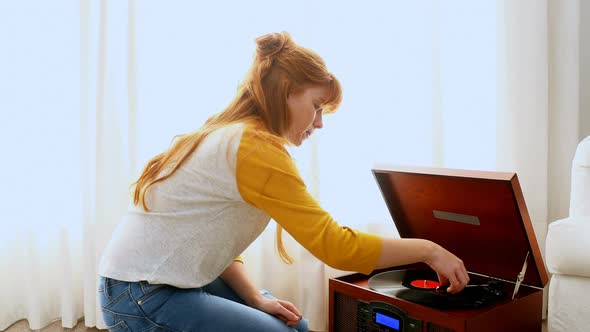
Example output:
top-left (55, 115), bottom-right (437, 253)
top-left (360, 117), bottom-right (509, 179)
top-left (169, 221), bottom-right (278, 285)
top-left (105, 277), bottom-right (111, 298)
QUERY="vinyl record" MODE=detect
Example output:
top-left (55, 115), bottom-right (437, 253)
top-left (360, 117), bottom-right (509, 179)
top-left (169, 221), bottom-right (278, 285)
top-left (369, 269), bottom-right (507, 309)
top-left (368, 270), bottom-right (408, 294)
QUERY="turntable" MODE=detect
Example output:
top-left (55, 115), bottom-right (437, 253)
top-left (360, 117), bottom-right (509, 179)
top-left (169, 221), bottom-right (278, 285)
top-left (329, 166), bottom-right (549, 332)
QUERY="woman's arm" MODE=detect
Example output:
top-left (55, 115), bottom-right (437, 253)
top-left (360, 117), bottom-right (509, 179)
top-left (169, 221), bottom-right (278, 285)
top-left (219, 261), bottom-right (302, 326)
top-left (219, 261), bottom-right (261, 306)
top-left (235, 129), bottom-right (469, 293)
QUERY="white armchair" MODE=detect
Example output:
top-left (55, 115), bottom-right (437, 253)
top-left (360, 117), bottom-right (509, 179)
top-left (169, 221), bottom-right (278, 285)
top-left (546, 136), bottom-right (590, 332)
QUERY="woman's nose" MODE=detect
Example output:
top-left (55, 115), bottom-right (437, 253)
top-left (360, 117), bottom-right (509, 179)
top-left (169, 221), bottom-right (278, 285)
top-left (313, 112), bottom-right (323, 129)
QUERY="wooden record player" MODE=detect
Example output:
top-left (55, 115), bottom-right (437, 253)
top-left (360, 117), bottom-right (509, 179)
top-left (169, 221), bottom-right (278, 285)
top-left (329, 166), bottom-right (548, 332)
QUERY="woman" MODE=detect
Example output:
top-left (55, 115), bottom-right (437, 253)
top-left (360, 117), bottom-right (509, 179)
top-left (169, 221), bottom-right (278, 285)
top-left (98, 32), bottom-right (469, 332)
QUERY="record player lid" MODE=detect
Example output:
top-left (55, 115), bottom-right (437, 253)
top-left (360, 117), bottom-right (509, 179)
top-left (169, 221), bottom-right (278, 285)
top-left (372, 165), bottom-right (548, 289)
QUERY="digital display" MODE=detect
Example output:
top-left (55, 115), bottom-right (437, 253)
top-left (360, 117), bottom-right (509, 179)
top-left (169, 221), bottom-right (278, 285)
top-left (375, 312), bottom-right (400, 330)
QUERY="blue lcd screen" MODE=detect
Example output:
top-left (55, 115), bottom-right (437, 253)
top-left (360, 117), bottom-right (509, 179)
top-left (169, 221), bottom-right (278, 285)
top-left (375, 312), bottom-right (400, 330)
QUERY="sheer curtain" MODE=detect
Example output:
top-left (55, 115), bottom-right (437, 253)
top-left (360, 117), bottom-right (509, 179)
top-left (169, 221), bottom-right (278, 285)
top-left (0, 1), bottom-right (83, 329)
top-left (0, 1), bottom-right (585, 331)
top-left (0, 0), bottom-right (133, 330)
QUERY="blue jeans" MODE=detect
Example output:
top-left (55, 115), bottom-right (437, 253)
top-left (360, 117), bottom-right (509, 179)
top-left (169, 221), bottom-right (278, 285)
top-left (98, 276), bottom-right (309, 332)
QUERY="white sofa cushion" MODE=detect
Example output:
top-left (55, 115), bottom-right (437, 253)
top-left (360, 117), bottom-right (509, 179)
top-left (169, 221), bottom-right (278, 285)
top-left (546, 217), bottom-right (590, 277)
top-left (548, 274), bottom-right (590, 332)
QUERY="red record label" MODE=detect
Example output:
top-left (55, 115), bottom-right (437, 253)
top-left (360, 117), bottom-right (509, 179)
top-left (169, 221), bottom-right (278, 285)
top-left (410, 279), bottom-right (441, 289)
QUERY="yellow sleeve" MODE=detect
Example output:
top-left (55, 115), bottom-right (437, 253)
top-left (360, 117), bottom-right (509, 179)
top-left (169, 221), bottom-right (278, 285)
top-left (236, 128), bottom-right (382, 274)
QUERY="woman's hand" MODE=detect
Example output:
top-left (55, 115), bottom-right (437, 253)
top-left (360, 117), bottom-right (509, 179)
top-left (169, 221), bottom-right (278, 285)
top-left (219, 262), bottom-right (303, 326)
top-left (250, 295), bottom-right (302, 326)
top-left (425, 242), bottom-right (469, 294)
top-left (376, 238), bottom-right (469, 294)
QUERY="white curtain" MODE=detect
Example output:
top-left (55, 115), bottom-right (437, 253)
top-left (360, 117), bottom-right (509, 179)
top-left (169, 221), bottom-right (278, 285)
top-left (0, 1), bottom-right (586, 331)
top-left (0, 0), bottom-right (133, 330)
top-left (80, 0), bottom-right (137, 328)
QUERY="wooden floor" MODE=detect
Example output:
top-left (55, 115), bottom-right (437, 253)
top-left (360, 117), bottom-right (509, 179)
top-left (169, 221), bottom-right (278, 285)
top-left (4, 320), bottom-right (100, 332)
top-left (4, 318), bottom-right (548, 331)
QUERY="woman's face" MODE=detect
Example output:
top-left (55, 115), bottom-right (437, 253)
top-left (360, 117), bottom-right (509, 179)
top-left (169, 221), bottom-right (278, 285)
top-left (286, 85), bottom-right (329, 146)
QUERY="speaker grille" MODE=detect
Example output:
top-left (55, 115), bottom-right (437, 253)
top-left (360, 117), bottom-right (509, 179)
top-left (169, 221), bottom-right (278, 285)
top-left (427, 323), bottom-right (455, 332)
top-left (334, 292), bottom-right (358, 332)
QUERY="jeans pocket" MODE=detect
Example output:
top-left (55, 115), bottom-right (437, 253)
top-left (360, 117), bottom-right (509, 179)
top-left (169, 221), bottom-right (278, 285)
top-left (137, 281), bottom-right (166, 304)
top-left (107, 320), bottom-right (132, 332)
top-left (102, 288), bottom-right (131, 311)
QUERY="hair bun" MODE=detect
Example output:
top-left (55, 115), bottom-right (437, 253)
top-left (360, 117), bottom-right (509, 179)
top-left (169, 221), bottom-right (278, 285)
top-left (255, 32), bottom-right (293, 59)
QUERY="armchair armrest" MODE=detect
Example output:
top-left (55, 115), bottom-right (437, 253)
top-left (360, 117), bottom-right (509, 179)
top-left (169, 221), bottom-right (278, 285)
top-left (546, 217), bottom-right (590, 277)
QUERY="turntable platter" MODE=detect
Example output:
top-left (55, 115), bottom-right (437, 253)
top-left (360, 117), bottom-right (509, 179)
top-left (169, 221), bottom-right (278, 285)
top-left (368, 269), bottom-right (506, 310)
